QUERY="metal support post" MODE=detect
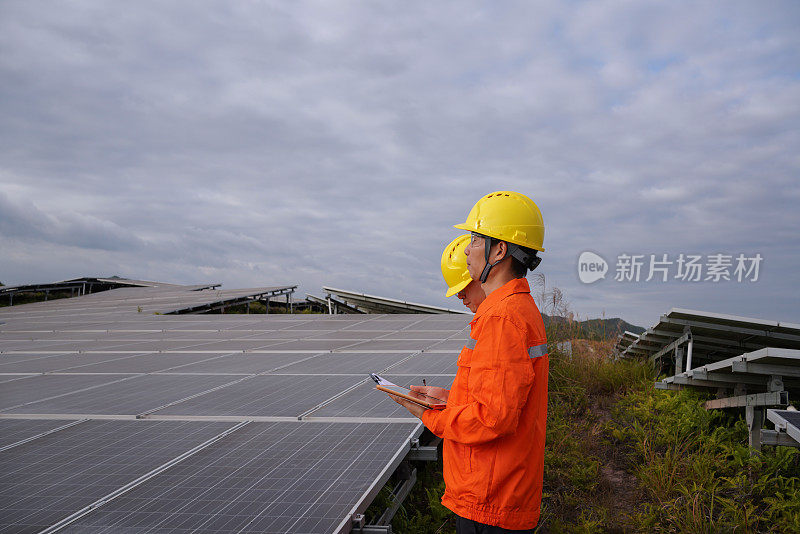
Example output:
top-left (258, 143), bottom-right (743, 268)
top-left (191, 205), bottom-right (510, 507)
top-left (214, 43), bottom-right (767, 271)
top-left (675, 345), bottom-right (684, 376)
top-left (746, 406), bottom-right (763, 452)
top-left (373, 465), bottom-right (416, 528)
top-left (246, 301), bottom-right (250, 314)
top-left (686, 335), bottom-right (693, 373)
top-left (265, 298), bottom-right (270, 314)
top-left (327, 296), bottom-right (333, 315)
top-left (45, 289), bottom-right (49, 301)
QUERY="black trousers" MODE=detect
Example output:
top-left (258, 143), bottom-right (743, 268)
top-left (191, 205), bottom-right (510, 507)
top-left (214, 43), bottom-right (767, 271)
top-left (456, 515), bottom-right (536, 534)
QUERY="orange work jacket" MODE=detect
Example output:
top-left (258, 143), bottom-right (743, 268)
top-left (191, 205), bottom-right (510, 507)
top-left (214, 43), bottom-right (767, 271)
top-left (422, 277), bottom-right (548, 529)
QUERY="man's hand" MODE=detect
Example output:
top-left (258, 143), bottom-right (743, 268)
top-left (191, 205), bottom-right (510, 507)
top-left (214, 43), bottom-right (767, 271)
top-left (389, 393), bottom-right (427, 419)
top-left (389, 385), bottom-right (450, 420)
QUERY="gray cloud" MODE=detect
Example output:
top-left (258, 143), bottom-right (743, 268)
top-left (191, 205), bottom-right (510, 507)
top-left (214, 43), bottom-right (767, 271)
top-left (1, 0), bottom-right (799, 325)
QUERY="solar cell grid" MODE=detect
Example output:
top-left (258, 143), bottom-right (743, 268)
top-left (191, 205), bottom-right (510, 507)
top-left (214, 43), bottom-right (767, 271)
top-left (0, 302), bottom-right (470, 531)
top-left (0, 352), bottom-right (154, 374)
top-left (277, 321), bottom-right (346, 330)
top-left (4, 374), bottom-right (242, 416)
top-left (66, 352), bottom-right (236, 374)
top-left (0, 375), bottom-right (36, 384)
top-left (305, 330), bottom-right (375, 340)
top-left (184, 339), bottom-right (296, 351)
top-left (0, 419), bottom-right (82, 450)
top-left (0, 352), bottom-right (77, 367)
top-left (307, 374), bottom-right (455, 419)
top-left (260, 339), bottom-right (367, 351)
top-left (342, 339), bottom-right (439, 351)
top-left (388, 352), bottom-right (460, 375)
top-left (62, 422), bottom-right (420, 534)
top-left (0, 374), bottom-right (133, 411)
top-left (271, 351), bottom-right (413, 375)
top-left (238, 330), bottom-right (322, 339)
top-left (0, 420), bottom-right (236, 533)
top-left (777, 410), bottom-right (800, 428)
top-left (425, 338), bottom-right (473, 351)
top-left (163, 352), bottom-right (325, 375)
top-left (0, 339), bottom-right (85, 352)
top-left (152, 374), bottom-right (364, 418)
top-left (376, 330), bottom-right (459, 340)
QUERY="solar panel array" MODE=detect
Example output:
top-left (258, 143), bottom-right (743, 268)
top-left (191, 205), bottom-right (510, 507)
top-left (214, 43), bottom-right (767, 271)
top-left (616, 308), bottom-right (800, 371)
top-left (320, 287), bottom-right (469, 315)
top-left (2, 284), bottom-right (296, 318)
top-left (618, 308), bottom-right (800, 450)
top-left (0, 287), bottom-right (468, 533)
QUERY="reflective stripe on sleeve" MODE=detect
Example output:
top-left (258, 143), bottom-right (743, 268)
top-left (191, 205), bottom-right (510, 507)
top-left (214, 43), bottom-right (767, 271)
top-left (528, 343), bottom-right (548, 359)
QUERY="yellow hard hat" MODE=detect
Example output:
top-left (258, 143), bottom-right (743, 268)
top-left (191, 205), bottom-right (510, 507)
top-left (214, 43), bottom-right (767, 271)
top-left (454, 191), bottom-right (545, 252)
top-left (441, 235), bottom-right (472, 297)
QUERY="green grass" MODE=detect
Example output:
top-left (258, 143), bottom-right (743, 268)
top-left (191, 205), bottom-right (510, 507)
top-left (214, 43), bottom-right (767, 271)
top-left (374, 341), bottom-right (800, 533)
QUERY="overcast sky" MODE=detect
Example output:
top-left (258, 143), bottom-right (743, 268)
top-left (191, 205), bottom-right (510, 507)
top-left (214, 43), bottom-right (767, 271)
top-left (1, 1), bottom-right (798, 327)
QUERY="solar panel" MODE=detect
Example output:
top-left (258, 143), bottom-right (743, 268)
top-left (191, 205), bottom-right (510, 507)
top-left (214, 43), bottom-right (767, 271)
top-left (622, 308), bottom-right (800, 373)
top-left (164, 352), bottom-right (326, 375)
top-left (0, 375), bottom-right (133, 411)
top-left (58, 422), bottom-right (421, 534)
top-left (425, 338), bottom-right (473, 351)
top-left (306, 375), bottom-right (454, 419)
top-left (387, 352), bottom-right (460, 375)
top-left (0, 375), bottom-right (36, 385)
top-left (322, 286), bottom-right (468, 315)
top-left (151, 375), bottom-right (365, 418)
top-left (0, 420), bottom-right (236, 532)
top-left (1, 294), bottom-right (468, 531)
top-left (4, 375), bottom-right (243, 416)
top-left (342, 339), bottom-right (440, 351)
top-left (0, 419), bottom-right (83, 450)
top-left (0, 352), bottom-right (161, 374)
top-left (256, 339), bottom-right (369, 351)
top-left (61, 352), bottom-right (238, 374)
top-left (271, 352), bottom-right (413, 375)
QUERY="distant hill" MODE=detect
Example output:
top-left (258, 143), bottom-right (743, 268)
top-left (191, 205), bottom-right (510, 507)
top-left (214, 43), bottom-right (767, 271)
top-left (542, 314), bottom-right (645, 340)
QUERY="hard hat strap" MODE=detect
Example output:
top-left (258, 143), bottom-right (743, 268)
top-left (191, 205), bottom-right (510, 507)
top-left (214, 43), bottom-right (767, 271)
top-left (476, 234), bottom-right (542, 282)
top-left (479, 235), bottom-right (504, 283)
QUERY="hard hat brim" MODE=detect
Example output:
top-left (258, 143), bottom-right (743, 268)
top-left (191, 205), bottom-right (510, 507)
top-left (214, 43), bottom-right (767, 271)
top-left (445, 278), bottom-right (471, 298)
top-left (452, 223), bottom-right (546, 252)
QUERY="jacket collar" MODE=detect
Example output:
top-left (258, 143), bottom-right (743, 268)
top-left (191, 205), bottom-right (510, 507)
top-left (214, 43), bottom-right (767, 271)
top-left (472, 277), bottom-right (530, 323)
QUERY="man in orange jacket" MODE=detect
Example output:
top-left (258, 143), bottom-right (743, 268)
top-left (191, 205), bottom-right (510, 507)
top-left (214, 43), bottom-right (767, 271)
top-left (441, 234), bottom-right (486, 313)
top-left (391, 191), bottom-right (548, 532)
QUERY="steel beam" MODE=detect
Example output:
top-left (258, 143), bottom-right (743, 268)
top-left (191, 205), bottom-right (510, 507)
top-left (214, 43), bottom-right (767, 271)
top-left (760, 429), bottom-right (800, 448)
top-left (703, 391), bottom-right (788, 410)
top-left (660, 317), bottom-right (800, 343)
top-left (730, 361), bottom-right (800, 378)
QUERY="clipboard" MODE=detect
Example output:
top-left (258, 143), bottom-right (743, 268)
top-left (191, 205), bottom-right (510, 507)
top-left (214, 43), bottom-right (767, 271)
top-left (370, 373), bottom-right (447, 410)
